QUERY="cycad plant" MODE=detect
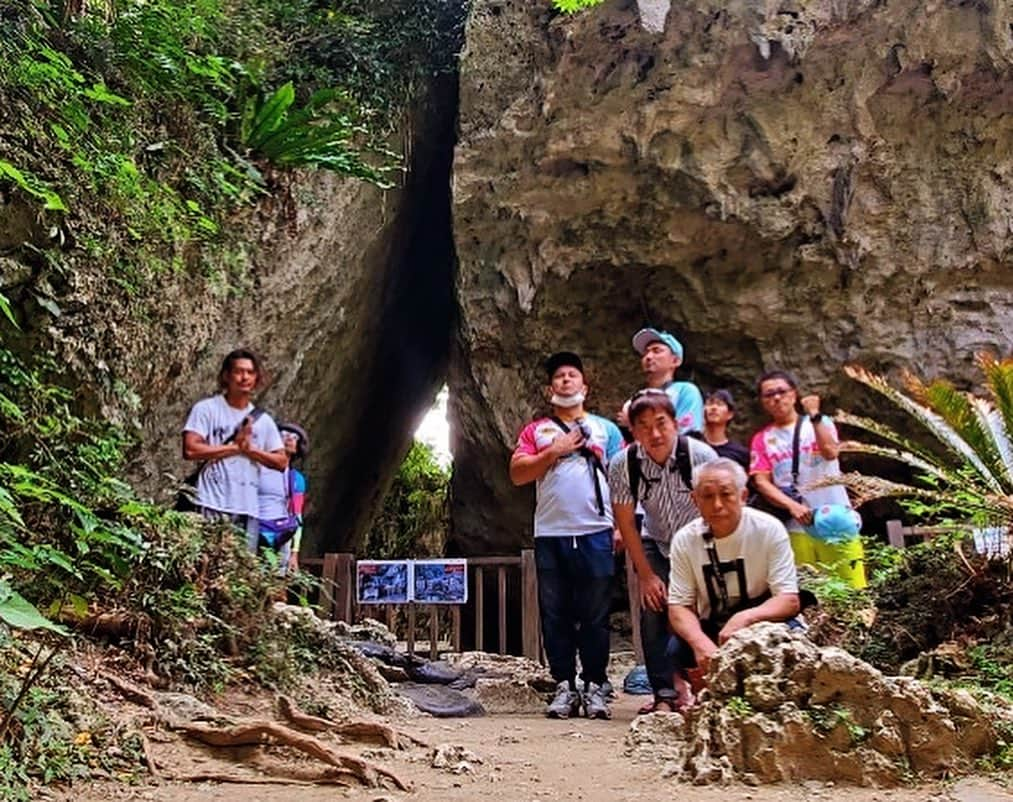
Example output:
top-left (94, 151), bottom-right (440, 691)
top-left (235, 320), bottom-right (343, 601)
top-left (831, 353), bottom-right (1013, 528)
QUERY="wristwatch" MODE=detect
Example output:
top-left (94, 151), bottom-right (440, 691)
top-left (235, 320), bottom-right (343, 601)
top-left (809, 412), bottom-right (822, 424)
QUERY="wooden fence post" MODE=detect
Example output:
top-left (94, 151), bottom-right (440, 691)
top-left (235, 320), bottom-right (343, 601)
top-left (474, 566), bottom-right (485, 651)
top-left (625, 557), bottom-right (644, 664)
top-left (520, 549), bottom-right (540, 662)
top-left (334, 553), bottom-right (355, 623)
top-left (320, 553), bottom-right (339, 620)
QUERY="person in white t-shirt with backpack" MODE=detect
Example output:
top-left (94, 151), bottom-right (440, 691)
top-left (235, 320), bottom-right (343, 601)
top-left (510, 352), bottom-right (623, 720)
top-left (183, 348), bottom-right (287, 552)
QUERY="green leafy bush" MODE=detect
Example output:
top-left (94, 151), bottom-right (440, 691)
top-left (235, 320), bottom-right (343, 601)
top-left (366, 441), bottom-right (450, 558)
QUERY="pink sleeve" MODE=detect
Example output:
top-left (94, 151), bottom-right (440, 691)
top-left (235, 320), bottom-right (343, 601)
top-left (513, 421), bottom-right (540, 457)
top-left (290, 492), bottom-right (306, 516)
top-left (749, 429), bottom-right (772, 474)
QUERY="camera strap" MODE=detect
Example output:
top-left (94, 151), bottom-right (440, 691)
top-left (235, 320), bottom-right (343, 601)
top-left (550, 415), bottom-right (606, 516)
top-left (702, 528), bottom-right (731, 615)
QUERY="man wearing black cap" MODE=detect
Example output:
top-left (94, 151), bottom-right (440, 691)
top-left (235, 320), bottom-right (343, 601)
top-left (510, 352), bottom-right (623, 720)
top-left (700, 389), bottom-right (750, 470)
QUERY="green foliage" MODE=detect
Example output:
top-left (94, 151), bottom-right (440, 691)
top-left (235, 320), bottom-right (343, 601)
top-left (366, 441), bottom-right (450, 559)
top-left (834, 356), bottom-right (1013, 528)
top-left (240, 82), bottom-right (394, 185)
top-left (0, 581), bottom-right (66, 635)
top-left (553, 0), bottom-right (605, 11)
top-left (725, 696), bottom-right (753, 717)
top-left (967, 644), bottom-right (1013, 700)
top-left (806, 704), bottom-right (868, 743)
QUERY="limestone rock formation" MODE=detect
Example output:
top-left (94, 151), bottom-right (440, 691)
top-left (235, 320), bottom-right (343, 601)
top-left (624, 623), bottom-right (1010, 785)
top-left (451, 0), bottom-right (1013, 553)
top-left (3, 81), bottom-right (457, 553)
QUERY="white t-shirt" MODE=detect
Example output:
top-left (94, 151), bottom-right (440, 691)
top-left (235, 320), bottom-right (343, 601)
top-left (258, 467), bottom-right (290, 520)
top-left (183, 395), bottom-right (283, 517)
top-left (749, 416), bottom-right (851, 531)
top-left (512, 414), bottom-right (623, 537)
top-left (668, 506), bottom-right (799, 622)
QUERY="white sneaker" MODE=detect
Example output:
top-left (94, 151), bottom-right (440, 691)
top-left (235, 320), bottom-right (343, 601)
top-left (546, 680), bottom-right (581, 718)
top-left (582, 682), bottom-right (612, 719)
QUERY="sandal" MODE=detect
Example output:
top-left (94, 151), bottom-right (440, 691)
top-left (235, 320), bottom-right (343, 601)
top-left (637, 697), bottom-right (681, 715)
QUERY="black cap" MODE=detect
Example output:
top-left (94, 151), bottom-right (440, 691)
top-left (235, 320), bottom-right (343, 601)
top-left (545, 351), bottom-right (584, 379)
top-left (705, 389), bottom-right (736, 412)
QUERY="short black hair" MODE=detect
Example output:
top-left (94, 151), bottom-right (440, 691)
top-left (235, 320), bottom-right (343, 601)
top-left (628, 388), bottom-right (676, 425)
top-left (756, 369), bottom-right (798, 395)
top-left (219, 348), bottom-right (266, 390)
top-left (545, 351), bottom-right (584, 379)
top-left (705, 388), bottom-right (736, 412)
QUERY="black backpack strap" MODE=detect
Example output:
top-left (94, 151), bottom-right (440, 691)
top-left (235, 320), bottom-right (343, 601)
top-left (790, 414), bottom-right (803, 485)
top-left (674, 434), bottom-right (693, 488)
top-left (550, 415), bottom-right (606, 516)
top-left (626, 443), bottom-right (641, 504)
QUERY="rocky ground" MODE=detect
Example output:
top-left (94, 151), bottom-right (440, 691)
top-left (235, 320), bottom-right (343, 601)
top-left (41, 619), bottom-right (1013, 801)
top-left (68, 694), bottom-right (1011, 802)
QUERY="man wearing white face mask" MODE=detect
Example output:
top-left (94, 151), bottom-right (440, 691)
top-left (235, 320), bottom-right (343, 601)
top-left (510, 352), bottom-right (623, 720)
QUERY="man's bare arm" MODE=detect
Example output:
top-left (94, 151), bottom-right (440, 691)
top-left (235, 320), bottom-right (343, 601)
top-left (753, 471), bottom-right (811, 524)
top-left (183, 431), bottom-right (240, 462)
top-left (614, 503), bottom-right (667, 612)
top-left (669, 605), bottom-right (718, 669)
top-left (718, 593), bottom-right (801, 643)
top-left (509, 429), bottom-right (583, 486)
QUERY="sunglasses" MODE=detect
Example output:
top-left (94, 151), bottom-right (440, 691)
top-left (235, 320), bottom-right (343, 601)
top-left (630, 388), bottom-right (669, 401)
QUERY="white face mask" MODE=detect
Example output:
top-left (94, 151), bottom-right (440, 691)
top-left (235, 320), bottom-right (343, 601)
top-left (550, 392), bottom-right (585, 408)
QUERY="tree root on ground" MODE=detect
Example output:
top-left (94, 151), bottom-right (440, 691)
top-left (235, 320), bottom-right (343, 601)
top-left (277, 694), bottom-right (427, 749)
top-left (103, 672), bottom-right (411, 789)
top-left (168, 720), bottom-right (411, 791)
top-left (167, 771), bottom-right (350, 786)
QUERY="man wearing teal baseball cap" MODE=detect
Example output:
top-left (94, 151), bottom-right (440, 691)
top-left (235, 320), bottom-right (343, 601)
top-left (618, 328), bottom-right (704, 436)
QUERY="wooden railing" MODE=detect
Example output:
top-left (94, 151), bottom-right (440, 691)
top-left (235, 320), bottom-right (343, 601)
top-left (300, 551), bottom-right (542, 661)
top-left (885, 519), bottom-right (954, 548)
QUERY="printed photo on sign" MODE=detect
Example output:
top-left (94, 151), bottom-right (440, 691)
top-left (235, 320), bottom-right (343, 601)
top-left (413, 559), bottom-right (468, 604)
top-left (357, 560), bottom-right (410, 604)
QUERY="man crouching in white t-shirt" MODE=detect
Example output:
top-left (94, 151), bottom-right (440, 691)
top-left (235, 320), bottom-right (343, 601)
top-left (667, 458), bottom-right (801, 697)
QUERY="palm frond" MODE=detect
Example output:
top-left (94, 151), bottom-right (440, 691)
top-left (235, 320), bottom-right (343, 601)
top-left (836, 440), bottom-right (963, 487)
top-left (843, 365), bottom-right (1002, 493)
top-left (834, 410), bottom-right (946, 467)
top-left (806, 471), bottom-right (950, 509)
top-left (968, 396), bottom-right (1013, 491)
top-left (978, 352), bottom-right (1013, 453)
top-left (923, 380), bottom-right (1008, 490)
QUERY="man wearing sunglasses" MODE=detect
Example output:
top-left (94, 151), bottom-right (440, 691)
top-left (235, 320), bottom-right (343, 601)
top-left (750, 370), bottom-right (866, 588)
top-left (608, 389), bottom-right (717, 712)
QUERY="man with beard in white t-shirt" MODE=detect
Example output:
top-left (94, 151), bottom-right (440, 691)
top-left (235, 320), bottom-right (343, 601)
top-left (183, 348), bottom-right (287, 551)
top-left (667, 458), bottom-right (800, 695)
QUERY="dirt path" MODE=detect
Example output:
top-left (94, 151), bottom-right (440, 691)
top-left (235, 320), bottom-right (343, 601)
top-left (81, 693), bottom-right (1012, 802)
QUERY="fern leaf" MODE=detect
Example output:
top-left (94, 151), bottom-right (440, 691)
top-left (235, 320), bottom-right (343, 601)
top-left (843, 365), bottom-right (1002, 493)
top-left (978, 352), bottom-right (1013, 454)
top-left (923, 380), bottom-right (1008, 489)
top-left (245, 83), bottom-right (295, 149)
top-left (835, 440), bottom-right (961, 486)
top-left (968, 397), bottom-right (1013, 490)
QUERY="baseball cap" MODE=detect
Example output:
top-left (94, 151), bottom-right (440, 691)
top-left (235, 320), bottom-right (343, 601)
top-left (632, 328), bottom-right (683, 359)
top-left (279, 422), bottom-right (309, 457)
top-left (545, 351), bottom-right (584, 379)
top-left (705, 389), bottom-right (736, 412)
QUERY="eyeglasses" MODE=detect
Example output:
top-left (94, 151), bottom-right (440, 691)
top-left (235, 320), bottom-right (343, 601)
top-left (760, 387), bottom-right (793, 399)
top-left (281, 431), bottom-right (300, 440)
top-left (630, 388), bottom-right (669, 401)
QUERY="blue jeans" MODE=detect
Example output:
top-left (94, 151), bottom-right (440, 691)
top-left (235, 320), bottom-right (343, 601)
top-left (535, 530), bottom-right (614, 687)
top-left (641, 538), bottom-right (677, 701)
